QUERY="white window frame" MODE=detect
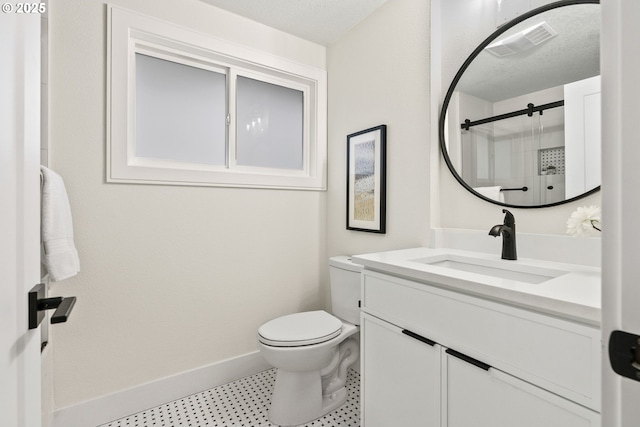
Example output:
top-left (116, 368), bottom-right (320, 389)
top-left (107, 6), bottom-right (327, 190)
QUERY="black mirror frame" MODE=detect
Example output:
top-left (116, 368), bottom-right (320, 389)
top-left (439, 0), bottom-right (601, 209)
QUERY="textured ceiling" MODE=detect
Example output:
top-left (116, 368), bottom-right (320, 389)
top-left (455, 3), bottom-right (600, 102)
top-left (198, 0), bottom-right (389, 46)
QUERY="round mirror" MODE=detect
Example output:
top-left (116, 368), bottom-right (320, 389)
top-left (439, 0), bottom-right (600, 208)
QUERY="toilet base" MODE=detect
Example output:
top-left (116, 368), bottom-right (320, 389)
top-left (267, 337), bottom-right (359, 426)
top-left (268, 369), bottom-right (349, 426)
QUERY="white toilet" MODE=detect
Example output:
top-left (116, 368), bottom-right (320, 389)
top-left (257, 256), bottom-right (362, 426)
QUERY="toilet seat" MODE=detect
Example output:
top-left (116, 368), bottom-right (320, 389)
top-left (258, 310), bottom-right (343, 347)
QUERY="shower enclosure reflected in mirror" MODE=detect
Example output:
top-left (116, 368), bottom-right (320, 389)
top-left (439, 0), bottom-right (600, 208)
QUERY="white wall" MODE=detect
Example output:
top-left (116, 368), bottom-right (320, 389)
top-left (433, 0), bottom-right (601, 234)
top-left (326, 0), bottom-right (431, 260)
top-left (48, 0), bottom-right (327, 409)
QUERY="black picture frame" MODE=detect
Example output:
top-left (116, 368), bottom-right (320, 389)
top-left (346, 125), bottom-right (387, 233)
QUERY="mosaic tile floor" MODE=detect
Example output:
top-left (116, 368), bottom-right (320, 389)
top-left (99, 368), bottom-right (360, 427)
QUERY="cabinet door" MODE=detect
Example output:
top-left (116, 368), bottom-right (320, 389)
top-left (444, 351), bottom-right (599, 427)
top-left (361, 313), bottom-right (440, 427)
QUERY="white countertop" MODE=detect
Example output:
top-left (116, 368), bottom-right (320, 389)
top-left (353, 247), bottom-right (601, 326)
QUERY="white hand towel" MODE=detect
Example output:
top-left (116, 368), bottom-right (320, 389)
top-left (473, 186), bottom-right (505, 203)
top-left (40, 166), bottom-right (80, 282)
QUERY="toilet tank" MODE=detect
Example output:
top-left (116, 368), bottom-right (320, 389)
top-left (329, 256), bottom-right (363, 325)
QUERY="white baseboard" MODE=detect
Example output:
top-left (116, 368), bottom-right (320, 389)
top-left (53, 351), bottom-right (271, 427)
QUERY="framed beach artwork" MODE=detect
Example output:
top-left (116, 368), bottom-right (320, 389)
top-left (346, 125), bottom-right (387, 233)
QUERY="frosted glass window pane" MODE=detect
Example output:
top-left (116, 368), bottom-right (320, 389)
top-left (135, 54), bottom-right (226, 165)
top-left (236, 76), bottom-right (303, 170)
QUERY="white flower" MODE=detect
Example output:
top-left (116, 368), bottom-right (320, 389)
top-left (566, 205), bottom-right (601, 237)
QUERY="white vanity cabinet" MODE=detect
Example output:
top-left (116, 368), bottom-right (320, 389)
top-left (444, 351), bottom-right (597, 427)
top-left (361, 313), bottom-right (441, 427)
top-left (360, 270), bottom-right (601, 427)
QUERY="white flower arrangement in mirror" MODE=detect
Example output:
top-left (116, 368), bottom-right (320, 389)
top-left (566, 205), bottom-right (601, 237)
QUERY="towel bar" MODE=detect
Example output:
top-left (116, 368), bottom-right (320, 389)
top-left (500, 186), bottom-right (528, 192)
top-left (28, 283), bottom-right (77, 330)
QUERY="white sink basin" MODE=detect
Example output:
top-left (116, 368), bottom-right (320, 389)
top-left (352, 247), bottom-right (601, 325)
top-left (411, 254), bottom-right (568, 284)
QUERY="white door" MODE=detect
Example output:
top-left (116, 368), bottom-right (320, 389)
top-left (601, 1), bottom-right (640, 426)
top-left (0, 11), bottom-right (43, 427)
top-left (564, 75), bottom-right (601, 199)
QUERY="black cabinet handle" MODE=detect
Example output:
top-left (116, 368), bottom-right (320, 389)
top-left (402, 329), bottom-right (436, 346)
top-left (446, 348), bottom-right (491, 371)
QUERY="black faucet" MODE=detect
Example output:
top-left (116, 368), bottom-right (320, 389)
top-left (488, 209), bottom-right (517, 260)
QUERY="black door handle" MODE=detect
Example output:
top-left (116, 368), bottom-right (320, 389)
top-left (609, 330), bottom-right (640, 381)
top-left (29, 283), bottom-right (77, 329)
top-left (51, 297), bottom-right (76, 324)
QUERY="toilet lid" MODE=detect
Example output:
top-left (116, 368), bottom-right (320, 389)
top-left (258, 310), bottom-right (343, 347)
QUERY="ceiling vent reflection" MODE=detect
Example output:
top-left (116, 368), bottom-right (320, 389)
top-left (485, 21), bottom-right (557, 57)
